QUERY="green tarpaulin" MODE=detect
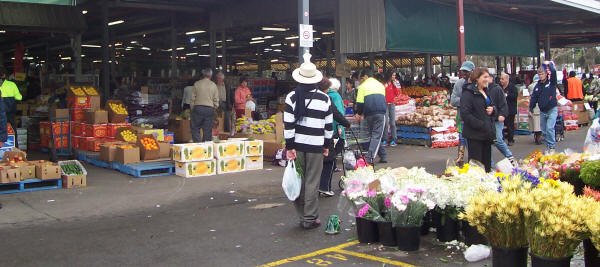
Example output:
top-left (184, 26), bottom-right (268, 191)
top-left (385, 0), bottom-right (538, 56)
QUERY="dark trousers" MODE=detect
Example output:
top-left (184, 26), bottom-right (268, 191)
top-left (190, 105), bottom-right (214, 142)
top-left (506, 114), bottom-right (516, 142)
top-left (467, 138), bottom-right (492, 172)
top-left (319, 139), bottom-right (345, 192)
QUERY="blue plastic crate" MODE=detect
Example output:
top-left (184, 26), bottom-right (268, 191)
top-left (113, 161), bottom-right (174, 178)
top-left (398, 125), bottom-right (430, 134)
top-left (398, 131), bottom-right (431, 140)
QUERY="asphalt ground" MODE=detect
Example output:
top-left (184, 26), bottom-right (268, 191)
top-left (0, 127), bottom-right (588, 266)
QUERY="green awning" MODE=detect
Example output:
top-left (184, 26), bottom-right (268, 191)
top-left (385, 0), bottom-right (538, 56)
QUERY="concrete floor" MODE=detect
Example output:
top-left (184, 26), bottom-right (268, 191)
top-left (0, 128), bottom-right (588, 266)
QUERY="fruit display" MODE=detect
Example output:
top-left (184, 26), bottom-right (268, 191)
top-left (403, 86), bottom-right (431, 97)
top-left (69, 87), bottom-right (86, 96)
top-left (217, 157), bottom-right (245, 174)
top-left (175, 160), bottom-right (216, 178)
top-left (415, 91), bottom-right (450, 109)
top-left (120, 145), bottom-right (135, 149)
top-left (214, 141), bottom-right (245, 159)
top-left (109, 102), bottom-right (128, 115)
top-left (393, 94), bottom-right (412, 106)
top-left (235, 115), bottom-right (276, 134)
top-left (58, 160), bottom-right (86, 176)
top-left (119, 129), bottom-right (137, 143)
top-left (245, 140), bottom-right (263, 156)
top-left (82, 86), bottom-right (98, 96)
top-left (397, 106), bottom-right (457, 128)
top-left (140, 137), bottom-right (158, 150)
top-left (5, 155), bottom-right (25, 164)
top-left (172, 143), bottom-right (213, 162)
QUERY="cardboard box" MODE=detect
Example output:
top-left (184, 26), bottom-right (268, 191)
top-left (71, 108), bottom-right (85, 122)
top-left (158, 142), bottom-right (171, 158)
top-left (41, 135), bottom-right (49, 148)
top-left (137, 134), bottom-right (160, 161)
top-left (40, 121), bottom-right (50, 136)
top-left (116, 127), bottom-right (138, 143)
top-left (3, 135), bottom-right (15, 148)
top-left (263, 141), bottom-right (285, 158)
top-left (245, 155), bottom-right (263, 170)
top-left (0, 167), bottom-right (21, 183)
top-left (168, 119), bottom-right (192, 142)
top-left (50, 121), bottom-right (69, 135)
top-left (3, 148), bottom-right (26, 162)
top-left (51, 108), bottom-right (69, 119)
top-left (100, 142), bottom-right (127, 162)
top-left (517, 122), bottom-right (530, 131)
top-left (217, 157), bottom-right (245, 174)
top-left (35, 163), bottom-right (61, 180)
top-left (63, 174), bottom-right (87, 188)
top-left (172, 142), bottom-right (213, 162)
top-left (214, 141), bottom-right (245, 159)
top-left (175, 160), bottom-right (216, 178)
top-left (89, 95), bottom-right (101, 110)
top-left (52, 136), bottom-right (69, 149)
top-left (106, 100), bottom-right (128, 123)
top-left (108, 123), bottom-right (131, 138)
top-left (68, 96), bottom-right (90, 109)
top-left (71, 121), bottom-right (81, 136)
top-left (132, 127), bottom-right (165, 142)
top-left (244, 140), bottom-right (264, 156)
top-left (84, 124), bottom-right (107, 138)
top-left (85, 110), bottom-right (108, 124)
top-left (13, 163), bottom-right (35, 180)
top-left (115, 146), bottom-right (140, 164)
top-left (87, 138), bottom-right (103, 152)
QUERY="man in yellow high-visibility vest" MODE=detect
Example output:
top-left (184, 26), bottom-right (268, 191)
top-left (0, 68), bottom-right (21, 148)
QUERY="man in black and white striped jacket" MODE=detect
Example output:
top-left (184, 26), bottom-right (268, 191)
top-left (284, 52), bottom-right (333, 229)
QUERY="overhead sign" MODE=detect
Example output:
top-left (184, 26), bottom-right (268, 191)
top-left (299, 24), bottom-right (313, 48)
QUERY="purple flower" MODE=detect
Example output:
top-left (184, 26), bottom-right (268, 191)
top-left (408, 188), bottom-right (424, 194)
top-left (384, 197), bottom-right (392, 208)
top-left (400, 195), bottom-right (410, 204)
top-left (366, 190), bottom-right (377, 197)
top-left (358, 204), bottom-right (370, 218)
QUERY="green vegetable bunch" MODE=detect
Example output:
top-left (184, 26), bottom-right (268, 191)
top-left (580, 160), bottom-right (600, 188)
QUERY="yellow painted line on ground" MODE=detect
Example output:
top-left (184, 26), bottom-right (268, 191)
top-left (336, 249), bottom-right (419, 267)
top-left (257, 240), bottom-right (359, 267)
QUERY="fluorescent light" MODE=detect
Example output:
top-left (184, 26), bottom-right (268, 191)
top-left (0, 30), bottom-right (5, 34)
top-left (218, 55), bottom-right (223, 58)
top-left (186, 30), bottom-right (205, 35)
top-left (61, 57), bottom-right (72, 60)
top-left (264, 48), bottom-right (272, 51)
top-left (249, 40), bottom-right (265, 44)
top-left (285, 36), bottom-right (299, 40)
top-left (82, 44), bottom-right (101, 48)
top-left (216, 40), bottom-right (223, 43)
top-left (198, 54), bottom-right (210, 57)
top-left (108, 20), bottom-right (124, 26)
top-left (40, 60), bottom-right (45, 63)
top-left (322, 31), bottom-right (334, 35)
top-left (236, 62), bottom-right (245, 65)
top-left (216, 45), bottom-right (222, 48)
top-left (82, 10), bottom-right (88, 14)
top-left (271, 43), bottom-right (282, 47)
top-left (141, 47), bottom-right (151, 50)
top-left (125, 48), bottom-right (132, 51)
top-left (226, 39), bottom-right (233, 42)
top-left (81, 55), bottom-right (86, 57)
top-left (290, 43), bottom-right (295, 47)
top-left (314, 37), bottom-right (321, 41)
top-left (126, 47), bottom-right (134, 49)
top-left (115, 42), bottom-right (122, 46)
top-left (190, 37), bottom-right (196, 43)
top-left (251, 37), bottom-right (263, 40)
top-left (263, 36), bottom-right (274, 39)
top-left (202, 44), bottom-right (210, 47)
top-left (24, 57), bottom-right (34, 60)
top-left (262, 27), bottom-right (288, 31)
top-left (130, 41), bottom-right (138, 44)
top-left (176, 47), bottom-right (185, 50)
top-left (273, 49), bottom-right (282, 52)
top-left (93, 60), bottom-right (102, 63)
top-left (271, 59), bottom-right (278, 62)
top-left (186, 52), bottom-right (197, 56)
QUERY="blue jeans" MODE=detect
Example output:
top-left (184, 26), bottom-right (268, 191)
top-left (459, 121), bottom-right (467, 146)
top-left (494, 121), bottom-right (513, 158)
top-left (540, 107), bottom-right (558, 149)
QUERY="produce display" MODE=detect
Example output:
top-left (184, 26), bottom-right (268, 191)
top-left (217, 157), bottom-right (245, 174)
top-left (173, 143), bottom-right (213, 162)
top-left (69, 86), bottom-right (86, 96)
top-left (235, 116), bottom-right (276, 134)
top-left (82, 86), bottom-right (99, 96)
top-left (396, 106), bottom-right (457, 128)
top-left (175, 161), bottom-right (216, 177)
top-left (109, 102), bottom-right (128, 115)
top-left (393, 94), bottom-right (412, 106)
top-left (119, 129), bottom-right (137, 143)
top-left (415, 91), bottom-right (450, 109)
top-left (60, 162), bottom-right (84, 175)
top-left (140, 137), bottom-right (158, 150)
top-left (214, 141), bottom-right (245, 158)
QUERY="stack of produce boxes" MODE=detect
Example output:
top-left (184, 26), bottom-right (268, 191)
top-left (214, 140), bottom-right (246, 174)
top-left (173, 142), bottom-right (216, 178)
top-left (0, 150), bottom-right (62, 184)
top-left (106, 100), bottom-right (132, 140)
top-left (39, 121), bottom-right (69, 149)
top-left (244, 140), bottom-right (264, 170)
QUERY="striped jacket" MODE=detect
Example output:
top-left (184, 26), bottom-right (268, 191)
top-left (284, 88), bottom-right (333, 153)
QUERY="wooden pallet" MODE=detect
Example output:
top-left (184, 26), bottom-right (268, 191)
top-left (112, 161), bottom-right (175, 178)
top-left (0, 179), bottom-right (62, 194)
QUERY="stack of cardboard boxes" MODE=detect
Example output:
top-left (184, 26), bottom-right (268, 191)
top-left (517, 91), bottom-right (531, 131)
top-left (173, 139), bottom-right (264, 178)
top-left (0, 149), bottom-right (62, 184)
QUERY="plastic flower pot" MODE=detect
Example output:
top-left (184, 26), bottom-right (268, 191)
top-left (376, 221), bottom-right (396, 247)
top-left (492, 246), bottom-right (527, 267)
top-left (572, 179), bottom-right (584, 196)
top-left (420, 211), bottom-right (431, 236)
top-left (460, 220), bottom-right (487, 245)
top-left (355, 217), bottom-right (378, 243)
top-left (436, 214), bottom-right (458, 242)
top-left (531, 254), bottom-right (572, 267)
top-left (584, 239), bottom-right (600, 267)
top-left (431, 209), bottom-right (442, 228)
top-left (395, 226), bottom-right (421, 251)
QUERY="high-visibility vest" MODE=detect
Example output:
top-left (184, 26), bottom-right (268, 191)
top-left (567, 77), bottom-right (583, 100)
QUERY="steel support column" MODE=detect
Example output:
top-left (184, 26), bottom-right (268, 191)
top-left (456, 0), bottom-right (466, 64)
top-left (221, 31), bottom-right (227, 72)
top-left (102, 0), bottom-right (110, 97)
top-left (170, 15), bottom-right (177, 78)
top-left (210, 30), bottom-right (217, 72)
top-left (325, 37), bottom-right (332, 76)
top-left (298, 0), bottom-right (309, 64)
top-left (545, 32), bottom-right (551, 60)
top-left (334, 0), bottom-right (347, 96)
top-left (425, 53), bottom-right (431, 81)
top-left (72, 33), bottom-right (82, 81)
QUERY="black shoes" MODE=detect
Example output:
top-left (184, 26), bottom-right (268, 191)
top-left (379, 159), bottom-right (388, 164)
top-left (302, 219), bottom-right (321, 229)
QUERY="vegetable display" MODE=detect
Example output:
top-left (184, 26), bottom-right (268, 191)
top-left (61, 162), bottom-right (83, 175)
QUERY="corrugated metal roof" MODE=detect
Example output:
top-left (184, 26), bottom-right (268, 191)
top-left (235, 57), bottom-right (440, 71)
top-left (0, 2), bottom-right (87, 33)
top-left (339, 0), bottom-right (386, 54)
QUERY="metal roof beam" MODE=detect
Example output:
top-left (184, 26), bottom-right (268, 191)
top-left (550, 0), bottom-right (600, 14)
top-left (108, 0), bottom-right (206, 13)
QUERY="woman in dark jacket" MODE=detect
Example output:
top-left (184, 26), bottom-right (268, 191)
top-left (460, 68), bottom-right (496, 172)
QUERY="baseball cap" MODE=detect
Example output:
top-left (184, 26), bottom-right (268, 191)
top-left (460, 61), bottom-right (475, 72)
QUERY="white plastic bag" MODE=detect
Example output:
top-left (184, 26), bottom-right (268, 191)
top-left (495, 158), bottom-right (514, 173)
top-left (282, 160), bottom-right (301, 201)
top-left (343, 150), bottom-right (356, 170)
top-left (584, 118), bottom-right (600, 155)
top-left (464, 244), bottom-right (491, 262)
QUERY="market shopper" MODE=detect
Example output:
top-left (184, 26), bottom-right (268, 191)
top-left (528, 75), bottom-right (543, 145)
top-left (450, 61), bottom-right (475, 165)
top-left (318, 78), bottom-right (350, 197)
top-left (0, 68), bottom-right (21, 147)
top-left (488, 75), bottom-right (516, 166)
top-left (500, 73), bottom-right (518, 146)
top-left (234, 77), bottom-right (252, 118)
top-left (460, 68), bottom-right (496, 172)
top-left (343, 79), bottom-right (357, 105)
top-left (565, 71), bottom-right (584, 101)
top-left (182, 80), bottom-right (195, 110)
top-left (355, 68), bottom-right (388, 164)
top-left (284, 52), bottom-right (333, 229)
top-left (383, 72), bottom-right (400, 146)
top-left (530, 61), bottom-right (558, 151)
top-left (215, 72), bottom-right (231, 131)
top-left (190, 68), bottom-right (219, 142)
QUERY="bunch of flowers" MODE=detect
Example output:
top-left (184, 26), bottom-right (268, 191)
top-left (390, 187), bottom-right (435, 227)
top-left (459, 174), bottom-right (531, 248)
top-left (583, 187), bottom-right (600, 251)
top-left (355, 190), bottom-right (386, 221)
top-left (234, 116), bottom-right (275, 134)
top-left (521, 178), bottom-right (595, 259)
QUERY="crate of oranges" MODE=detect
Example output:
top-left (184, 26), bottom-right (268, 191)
top-left (137, 134), bottom-right (159, 160)
top-left (106, 100), bottom-right (128, 123)
top-left (116, 127), bottom-right (137, 143)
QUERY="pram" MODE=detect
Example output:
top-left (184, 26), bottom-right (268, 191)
top-left (555, 114), bottom-right (565, 142)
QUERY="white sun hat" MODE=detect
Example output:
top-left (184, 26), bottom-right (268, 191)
top-left (292, 52), bottom-right (323, 84)
top-left (329, 78), bottom-right (341, 91)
